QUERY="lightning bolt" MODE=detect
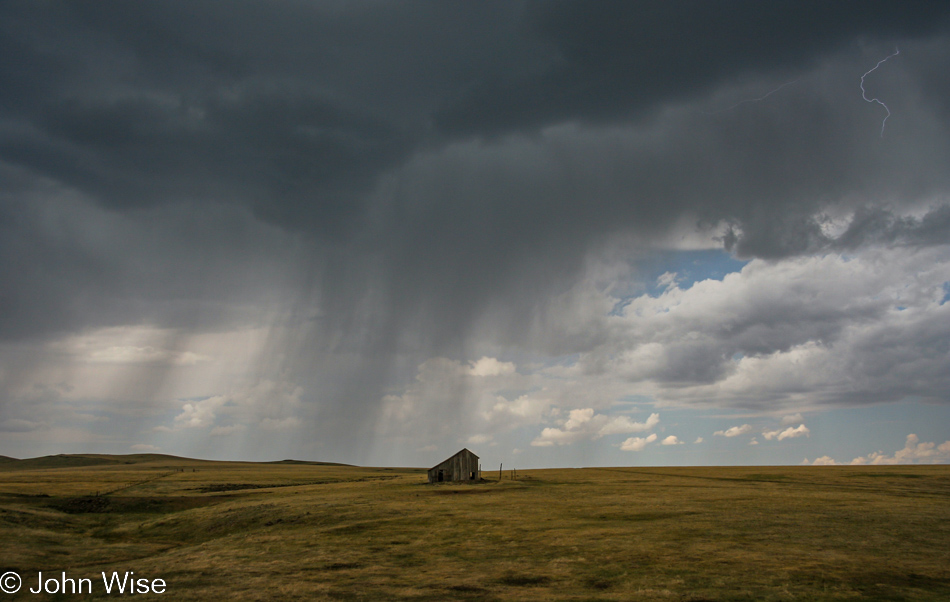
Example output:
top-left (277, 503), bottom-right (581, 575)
top-left (860, 48), bottom-right (900, 137)
top-left (706, 79), bottom-right (800, 114)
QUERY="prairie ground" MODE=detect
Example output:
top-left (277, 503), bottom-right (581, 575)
top-left (1, 455), bottom-right (948, 601)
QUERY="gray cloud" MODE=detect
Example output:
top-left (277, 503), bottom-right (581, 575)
top-left (0, 163), bottom-right (302, 342)
top-left (830, 205), bottom-right (950, 250)
top-left (2, 3), bottom-right (950, 462)
top-left (435, 1), bottom-right (950, 135)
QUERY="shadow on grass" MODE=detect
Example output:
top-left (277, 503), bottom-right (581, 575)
top-left (48, 495), bottom-right (229, 514)
top-left (497, 573), bottom-right (551, 586)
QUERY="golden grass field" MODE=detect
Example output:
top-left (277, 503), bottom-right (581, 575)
top-left (1, 454), bottom-right (949, 601)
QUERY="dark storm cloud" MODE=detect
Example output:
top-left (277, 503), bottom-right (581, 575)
top-left (436, 0), bottom-right (950, 135)
top-left (3, 1), bottom-right (948, 228)
top-left (831, 205), bottom-right (950, 250)
top-left (0, 1), bottom-right (527, 231)
top-left (1, 1), bottom-right (950, 359)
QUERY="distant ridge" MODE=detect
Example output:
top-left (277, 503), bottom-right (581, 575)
top-left (0, 453), bottom-right (354, 470)
top-left (269, 459), bottom-right (353, 467)
top-left (0, 453), bottom-right (186, 470)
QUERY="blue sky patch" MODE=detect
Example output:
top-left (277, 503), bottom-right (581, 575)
top-left (611, 249), bottom-right (749, 314)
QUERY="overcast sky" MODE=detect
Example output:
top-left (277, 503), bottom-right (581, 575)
top-left (2, 1), bottom-right (949, 468)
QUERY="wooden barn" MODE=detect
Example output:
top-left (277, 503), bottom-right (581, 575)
top-left (427, 448), bottom-right (479, 483)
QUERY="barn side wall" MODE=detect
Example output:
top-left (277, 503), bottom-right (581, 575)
top-left (427, 450), bottom-right (479, 483)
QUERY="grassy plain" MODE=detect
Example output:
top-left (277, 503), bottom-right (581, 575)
top-left (1, 455), bottom-right (949, 601)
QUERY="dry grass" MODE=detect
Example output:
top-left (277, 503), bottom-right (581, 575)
top-left (1, 457), bottom-right (949, 600)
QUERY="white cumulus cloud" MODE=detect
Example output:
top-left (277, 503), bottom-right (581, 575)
top-left (763, 424), bottom-right (810, 441)
top-left (714, 424), bottom-right (752, 437)
top-left (852, 434), bottom-right (950, 465)
top-left (597, 412), bottom-right (660, 435)
top-left (531, 410), bottom-right (660, 446)
top-left (598, 250), bottom-right (950, 411)
top-left (620, 433), bottom-right (657, 451)
top-left (809, 434), bottom-right (950, 466)
top-left (171, 380), bottom-right (303, 431)
top-left (466, 357), bottom-right (517, 377)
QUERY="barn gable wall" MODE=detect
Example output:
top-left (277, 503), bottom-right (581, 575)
top-left (427, 448), bottom-right (479, 483)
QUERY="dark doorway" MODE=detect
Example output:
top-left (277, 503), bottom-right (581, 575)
top-left (438, 469), bottom-right (444, 482)
top-left (470, 471), bottom-right (476, 480)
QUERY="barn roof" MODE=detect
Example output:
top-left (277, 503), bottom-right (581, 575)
top-left (428, 448), bottom-right (479, 471)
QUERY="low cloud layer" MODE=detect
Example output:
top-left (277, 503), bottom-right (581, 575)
top-left (808, 434), bottom-right (950, 465)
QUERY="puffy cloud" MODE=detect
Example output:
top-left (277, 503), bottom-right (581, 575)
top-left (656, 272), bottom-right (678, 290)
top-left (714, 424), bottom-right (752, 437)
top-left (171, 380), bottom-right (303, 431)
top-left (763, 424), bottom-right (811, 441)
top-left (620, 433), bottom-right (658, 452)
top-left (811, 456), bottom-right (838, 465)
top-left (596, 412), bottom-right (661, 435)
top-left (748, 437), bottom-right (759, 446)
top-left (378, 355), bottom-right (666, 455)
top-left (466, 357), bottom-right (516, 377)
top-left (564, 408), bottom-right (594, 430)
top-left (378, 357), bottom-right (545, 438)
top-left (661, 435), bottom-right (683, 445)
top-left (174, 395), bottom-right (227, 429)
top-left (781, 413), bottom-right (803, 425)
top-left (681, 253), bottom-right (938, 382)
top-left (531, 409), bottom-right (593, 446)
top-left (531, 411), bottom-right (660, 446)
top-left (853, 434), bottom-right (950, 465)
top-left (810, 434), bottom-right (950, 466)
top-left (557, 248), bottom-right (950, 416)
top-left (484, 394), bottom-right (554, 427)
top-left (694, 437), bottom-right (704, 444)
